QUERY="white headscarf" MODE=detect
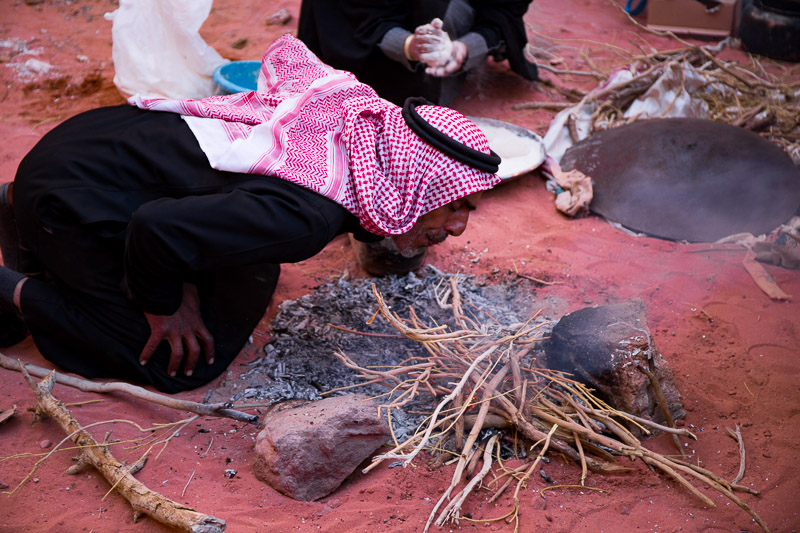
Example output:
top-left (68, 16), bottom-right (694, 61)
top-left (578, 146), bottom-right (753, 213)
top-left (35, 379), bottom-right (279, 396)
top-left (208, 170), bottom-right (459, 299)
top-left (130, 34), bottom-right (500, 236)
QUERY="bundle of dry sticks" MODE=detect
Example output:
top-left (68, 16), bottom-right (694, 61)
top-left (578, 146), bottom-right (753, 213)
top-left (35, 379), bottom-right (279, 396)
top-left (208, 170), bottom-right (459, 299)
top-left (518, 4), bottom-right (800, 164)
top-left (335, 277), bottom-right (769, 533)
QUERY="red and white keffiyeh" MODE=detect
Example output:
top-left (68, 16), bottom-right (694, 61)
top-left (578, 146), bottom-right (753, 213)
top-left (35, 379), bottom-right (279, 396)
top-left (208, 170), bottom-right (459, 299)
top-left (130, 34), bottom-right (500, 237)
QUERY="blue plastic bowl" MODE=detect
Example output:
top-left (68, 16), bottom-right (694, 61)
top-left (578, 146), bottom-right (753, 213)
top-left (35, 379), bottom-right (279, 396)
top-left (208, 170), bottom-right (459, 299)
top-left (213, 60), bottom-right (260, 94)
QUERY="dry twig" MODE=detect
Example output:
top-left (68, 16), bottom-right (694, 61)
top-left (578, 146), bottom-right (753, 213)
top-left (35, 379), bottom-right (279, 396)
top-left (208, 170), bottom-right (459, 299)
top-left (0, 351), bottom-right (257, 424)
top-left (726, 423), bottom-right (747, 484)
top-left (17, 367), bottom-right (225, 532)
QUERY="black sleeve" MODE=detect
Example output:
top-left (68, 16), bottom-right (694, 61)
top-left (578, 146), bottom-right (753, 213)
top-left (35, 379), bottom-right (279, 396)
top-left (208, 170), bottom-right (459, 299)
top-left (121, 185), bottom-right (349, 315)
top-left (298, 0), bottom-right (411, 72)
top-left (470, 0), bottom-right (538, 80)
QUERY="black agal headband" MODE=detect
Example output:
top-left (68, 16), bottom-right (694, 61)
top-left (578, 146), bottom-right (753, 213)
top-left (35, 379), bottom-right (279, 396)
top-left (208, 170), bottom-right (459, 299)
top-left (402, 97), bottom-right (501, 174)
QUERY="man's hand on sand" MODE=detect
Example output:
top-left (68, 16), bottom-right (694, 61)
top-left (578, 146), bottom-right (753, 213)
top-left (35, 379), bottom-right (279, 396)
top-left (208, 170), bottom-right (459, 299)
top-left (139, 283), bottom-right (215, 377)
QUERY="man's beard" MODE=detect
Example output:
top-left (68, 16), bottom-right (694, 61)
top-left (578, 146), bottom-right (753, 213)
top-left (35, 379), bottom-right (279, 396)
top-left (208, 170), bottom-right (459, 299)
top-left (386, 235), bottom-right (426, 258)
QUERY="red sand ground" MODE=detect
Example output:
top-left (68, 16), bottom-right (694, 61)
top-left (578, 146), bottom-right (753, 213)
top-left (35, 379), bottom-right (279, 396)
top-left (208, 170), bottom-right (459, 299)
top-left (1, 1), bottom-right (798, 532)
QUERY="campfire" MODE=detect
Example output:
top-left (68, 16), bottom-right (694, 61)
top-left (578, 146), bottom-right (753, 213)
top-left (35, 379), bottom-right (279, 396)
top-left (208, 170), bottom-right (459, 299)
top-left (235, 268), bottom-right (767, 532)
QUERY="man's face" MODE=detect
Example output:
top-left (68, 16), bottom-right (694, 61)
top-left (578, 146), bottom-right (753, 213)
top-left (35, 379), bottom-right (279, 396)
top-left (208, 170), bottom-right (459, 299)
top-left (390, 192), bottom-right (483, 257)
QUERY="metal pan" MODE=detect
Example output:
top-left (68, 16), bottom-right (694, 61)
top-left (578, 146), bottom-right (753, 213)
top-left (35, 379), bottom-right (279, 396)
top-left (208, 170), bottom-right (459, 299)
top-left (469, 116), bottom-right (546, 180)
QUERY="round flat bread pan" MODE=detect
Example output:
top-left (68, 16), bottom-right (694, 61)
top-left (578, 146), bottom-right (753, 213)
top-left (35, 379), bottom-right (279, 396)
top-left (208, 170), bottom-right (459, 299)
top-left (560, 118), bottom-right (800, 242)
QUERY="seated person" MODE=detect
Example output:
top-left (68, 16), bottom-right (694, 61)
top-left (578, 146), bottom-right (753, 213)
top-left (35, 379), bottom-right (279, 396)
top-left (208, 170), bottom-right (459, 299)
top-left (0, 35), bottom-right (501, 394)
top-left (297, 0), bottom-right (539, 106)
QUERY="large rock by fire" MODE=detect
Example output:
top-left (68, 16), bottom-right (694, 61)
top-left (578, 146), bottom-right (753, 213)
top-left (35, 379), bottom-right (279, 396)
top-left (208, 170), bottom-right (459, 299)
top-left (542, 298), bottom-right (684, 432)
top-left (252, 394), bottom-right (390, 501)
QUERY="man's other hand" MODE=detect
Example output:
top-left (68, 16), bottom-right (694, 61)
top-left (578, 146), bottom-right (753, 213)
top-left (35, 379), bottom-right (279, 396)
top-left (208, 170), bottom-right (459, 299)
top-left (139, 283), bottom-right (215, 377)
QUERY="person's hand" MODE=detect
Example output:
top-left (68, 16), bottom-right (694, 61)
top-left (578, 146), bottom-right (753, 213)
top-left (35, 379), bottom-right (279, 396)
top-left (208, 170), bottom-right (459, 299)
top-left (425, 40), bottom-right (467, 77)
top-left (408, 18), bottom-right (467, 77)
top-left (139, 283), bottom-right (215, 377)
top-left (410, 18), bottom-right (451, 66)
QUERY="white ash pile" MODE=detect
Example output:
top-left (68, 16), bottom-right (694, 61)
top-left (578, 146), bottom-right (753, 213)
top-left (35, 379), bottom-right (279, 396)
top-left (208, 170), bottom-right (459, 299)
top-left (229, 267), bottom-right (552, 442)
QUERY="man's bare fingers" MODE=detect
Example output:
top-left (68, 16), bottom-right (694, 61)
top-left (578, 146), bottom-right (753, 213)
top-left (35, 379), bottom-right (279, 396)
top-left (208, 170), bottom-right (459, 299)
top-left (198, 328), bottom-right (216, 364)
top-left (139, 335), bottom-right (161, 365)
top-left (182, 335), bottom-right (202, 376)
top-left (416, 35), bottom-right (443, 46)
top-left (426, 65), bottom-right (446, 77)
top-left (166, 336), bottom-right (184, 377)
top-left (440, 61), bottom-right (460, 76)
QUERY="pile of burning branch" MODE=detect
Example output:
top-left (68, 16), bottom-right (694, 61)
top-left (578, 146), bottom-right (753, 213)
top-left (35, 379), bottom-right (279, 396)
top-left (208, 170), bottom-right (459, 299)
top-left (337, 277), bottom-right (768, 532)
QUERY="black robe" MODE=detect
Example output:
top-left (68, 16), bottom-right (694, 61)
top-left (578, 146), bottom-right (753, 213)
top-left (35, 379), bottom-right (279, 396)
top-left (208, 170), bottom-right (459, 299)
top-left (297, 0), bottom-right (538, 106)
top-left (12, 105), bottom-right (379, 393)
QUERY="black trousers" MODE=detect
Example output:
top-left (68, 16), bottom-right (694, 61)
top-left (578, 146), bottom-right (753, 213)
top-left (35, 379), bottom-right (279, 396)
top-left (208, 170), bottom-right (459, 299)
top-left (17, 230), bottom-right (279, 393)
top-left (11, 105), bottom-right (364, 393)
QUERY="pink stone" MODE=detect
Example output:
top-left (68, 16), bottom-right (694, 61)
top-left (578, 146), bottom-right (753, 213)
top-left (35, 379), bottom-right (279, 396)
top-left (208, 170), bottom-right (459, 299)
top-left (252, 394), bottom-right (390, 501)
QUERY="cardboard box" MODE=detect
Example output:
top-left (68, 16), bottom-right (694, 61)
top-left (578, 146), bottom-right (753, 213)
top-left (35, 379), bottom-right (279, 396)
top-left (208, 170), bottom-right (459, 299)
top-left (647, 0), bottom-right (738, 37)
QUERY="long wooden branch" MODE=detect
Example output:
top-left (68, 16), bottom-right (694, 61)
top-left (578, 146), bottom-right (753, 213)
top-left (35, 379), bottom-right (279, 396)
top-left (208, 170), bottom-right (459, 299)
top-left (0, 351), bottom-right (258, 424)
top-left (20, 367), bottom-right (226, 532)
